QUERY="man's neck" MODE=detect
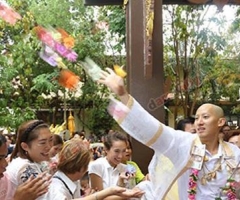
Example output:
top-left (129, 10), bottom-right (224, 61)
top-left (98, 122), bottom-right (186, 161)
top-left (201, 138), bottom-right (219, 155)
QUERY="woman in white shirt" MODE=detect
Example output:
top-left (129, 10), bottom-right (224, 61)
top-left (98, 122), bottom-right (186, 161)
top-left (47, 138), bottom-right (144, 200)
top-left (88, 132), bottom-right (140, 200)
top-left (5, 120), bottom-right (53, 200)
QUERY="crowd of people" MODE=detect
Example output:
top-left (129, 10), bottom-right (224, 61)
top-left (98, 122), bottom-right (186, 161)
top-left (0, 120), bottom-right (145, 200)
top-left (1, 67), bottom-right (240, 200)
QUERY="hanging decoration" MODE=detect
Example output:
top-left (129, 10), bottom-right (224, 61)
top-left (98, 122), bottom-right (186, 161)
top-left (0, 1), bottom-right (21, 25)
top-left (34, 25), bottom-right (80, 90)
top-left (79, 57), bottom-right (103, 81)
top-left (123, 0), bottom-right (129, 10)
top-left (67, 111), bottom-right (75, 136)
top-left (58, 69), bottom-right (80, 90)
top-left (34, 25), bottom-right (78, 64)
top-left (143, 0), bottom-right (155, 79)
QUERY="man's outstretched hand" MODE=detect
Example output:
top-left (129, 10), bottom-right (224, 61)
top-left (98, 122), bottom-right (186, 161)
top-left (99, 68), bottom-right (129, 104)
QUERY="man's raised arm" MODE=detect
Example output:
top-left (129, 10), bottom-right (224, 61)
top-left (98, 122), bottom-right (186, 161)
top-left (98, 68), bottom-right (129, 105)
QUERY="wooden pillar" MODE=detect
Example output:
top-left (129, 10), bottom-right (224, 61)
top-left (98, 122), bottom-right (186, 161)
top-left (85, 0), bottom-right (165, 174)
top-left (126, 0), bottom-right (164, 174)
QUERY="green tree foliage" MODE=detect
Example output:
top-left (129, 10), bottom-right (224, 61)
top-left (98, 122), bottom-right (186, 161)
top-left (0, 0), bottom-right (117, 134)
top-left (98, 6), bottom-right (126, 60)
top-left (163, 5), bottom-right (240, 121)
top-left (96, 4), bottom-right (240, 120)
top-left (1, 1), bottom-right (239, 132)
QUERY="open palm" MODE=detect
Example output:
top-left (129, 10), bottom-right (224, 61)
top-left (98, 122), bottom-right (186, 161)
top-left (98, 68), bottom-right (126, 96)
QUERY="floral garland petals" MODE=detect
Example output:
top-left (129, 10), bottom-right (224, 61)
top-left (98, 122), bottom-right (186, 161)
top-left (39, 45), bottom-right (61, 67)
top-left (34, 25), bottom-right (78, 63)
top-left (188, 168), bottom-right (239, 200)
top-left (58, 69), bottom-right (80, 90)
top-left (188, 168), bottom-right (199, 200)
top-left (219, 178), bottom-right (237, 200)
top-left (0, 2), bottom-right (21, 25)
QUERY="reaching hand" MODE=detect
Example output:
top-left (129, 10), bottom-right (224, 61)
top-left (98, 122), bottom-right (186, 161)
top-left (13, 172), bottom-right (51, 200)
top-left (99, 68), bottom-right (126, 97)
top-left (117, 187), bottom-right (145, 198)
top-left (109, 186), bottom-right (127, 195)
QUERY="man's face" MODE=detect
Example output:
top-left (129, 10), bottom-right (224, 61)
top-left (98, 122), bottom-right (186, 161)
top-left (194, 104), bottom-right (222, 139)
top-left (184, 123), bottom-right (196, 134)
top-left (228, 135), bottom-right (240, 148)
top-left (0, 143), bottom-right (8, 179)
top-left (222, 126), bottom-right (231, 136)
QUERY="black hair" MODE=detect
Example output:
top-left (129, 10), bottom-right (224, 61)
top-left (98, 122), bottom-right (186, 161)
top-left (220, 124), bottom-right (231, 132)
top-left (104, 131), bottom-right (128, 150)
top-left (53, 134), bottom-right (63, 146)
top-left (10, 120), bottom-right (49, 161)
top-left (224, 130), bottom-right (240, 142)
top-left (176, 117), bottom-right (195, 131)
top-left (0, 132), bottom-right (6, 147)
top-left (72, 131), bottom-right (85, 140)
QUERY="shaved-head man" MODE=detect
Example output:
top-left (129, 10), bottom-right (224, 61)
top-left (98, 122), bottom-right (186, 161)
top-left (99, 68), bottom-right (240, 200)
top-left (195, 104), bottom-right (225, 142)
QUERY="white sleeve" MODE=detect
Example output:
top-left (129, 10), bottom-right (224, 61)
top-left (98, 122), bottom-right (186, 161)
top-left (43, 189), bottom-right (68, 200)
top-left (88, 160), bottom-right (103, 177)
top-left (17, 163), bottom-right (40, 184)
top-left (112, 96), bottom-right (196, 199)
top-left (119, 96), bottom-right (196, 155)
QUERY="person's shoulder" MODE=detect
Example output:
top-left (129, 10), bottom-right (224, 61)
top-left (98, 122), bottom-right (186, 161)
top-left (52, 171), bottom-right (70, 183)
top-left (127, 160), bottom-right (139, 167)
top-left (223, 141), bottom-right (240, 156)
top-left (88, 157), bottom-right (107, 173)
top-left (0, 173), bottom-right (9, 185)
top-left (45, 185), bottom-right (68, 200)
top-left (89, 156), bottom-right (106, 165)
top-left (0, 175), bottom-right (9, 199)
top-left (223, 141), bottom-right (239, 149)
top-left (17, 162), bottom-right (41, 184)
top-left (8, 157), bottom-right (30, 168)
top-left (6, 158), bottom-right (29, 178)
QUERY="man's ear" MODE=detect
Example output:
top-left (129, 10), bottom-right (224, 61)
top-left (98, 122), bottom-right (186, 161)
top-left (218, 118), bottom-right (226, 127)
top-left (21, 142), bottom-right (29, 152)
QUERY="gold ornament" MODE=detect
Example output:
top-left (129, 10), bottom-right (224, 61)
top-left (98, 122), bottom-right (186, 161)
top-left (68, 111), bottom-right (75, 136)
top-left (123, 0), bottom-right (129, 9)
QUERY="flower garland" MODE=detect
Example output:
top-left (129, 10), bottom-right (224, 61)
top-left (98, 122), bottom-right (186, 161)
top-left (217, 178), bottom-right (237, 200)
top-left (188, 168), bottom-right (199, 200)
top-left (188, 168), bottom-right (238, 200)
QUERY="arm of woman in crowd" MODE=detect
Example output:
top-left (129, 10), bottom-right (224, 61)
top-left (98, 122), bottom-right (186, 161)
top-left (89, 173), bottom-right (104, 191)
top-left (13, 172), bottom-right (51, 200)
top-left (74, 186), bottom-right (144, 200)
top-left (89, 174), bottom-right (143, 200)
top-left (99, 68), bottom-right (129, 105)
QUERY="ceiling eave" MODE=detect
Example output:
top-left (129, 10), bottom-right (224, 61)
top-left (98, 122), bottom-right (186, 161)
top-left (84, 0), bottom-right (240, 6)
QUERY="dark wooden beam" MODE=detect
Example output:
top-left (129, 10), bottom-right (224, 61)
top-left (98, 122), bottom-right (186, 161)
top-left (85, 0), bottom-right (240, 6)
top-left (84, 0), bottom-right (122, 6)
top-left (83, 0), bottom-right (196, 5)
top-left (84, 0), bottom-right (191, 5)
top-left (125, 0), bottom-right (164, 174)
